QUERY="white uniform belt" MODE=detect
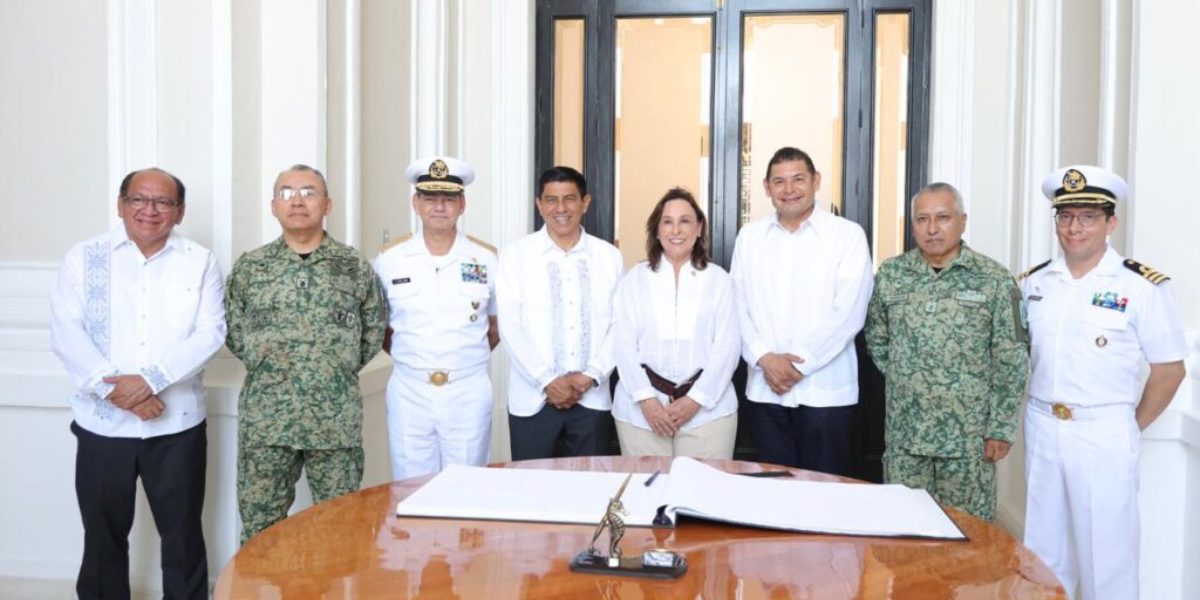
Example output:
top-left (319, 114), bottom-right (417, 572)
top-left (394, 362), bottom-right (488, 386)
top-left (1028, 397), bottom-right (1132, 421)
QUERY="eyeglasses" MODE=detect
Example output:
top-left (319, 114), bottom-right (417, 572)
top-left (1054, 212), bottom-right (1105, 227)
top-left (275, 187), bottom-right (324, 202)
top-left (123, 196), bottom-right (180, 211)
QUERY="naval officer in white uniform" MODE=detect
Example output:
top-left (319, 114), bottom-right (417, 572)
top-left (1019, 165), bottom-right (1187, 600)
top-left (373, 157), bottom-right (500, 480)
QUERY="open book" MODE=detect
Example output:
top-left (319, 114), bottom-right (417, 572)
top-left (395, 456), bottom-right (967, 541)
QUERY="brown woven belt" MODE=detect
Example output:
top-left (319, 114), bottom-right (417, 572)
top-left (641, 365), bottom-right (703, 401)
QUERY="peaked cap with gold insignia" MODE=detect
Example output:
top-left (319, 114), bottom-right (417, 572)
top-left (406, 156), bottom-right (475, 194)
top-left (1041, 164), bottom-right (1127, 208)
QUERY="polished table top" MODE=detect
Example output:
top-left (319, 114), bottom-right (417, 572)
top-left (215, 456), bottom-right (1065, 599)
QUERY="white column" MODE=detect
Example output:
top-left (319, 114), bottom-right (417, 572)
top-left (106, 0), bottom-right (157, 224)
top-left (259, 0), bottom-right (328, 244)
top-left (1013, 0), bottom-right (1062, 270)
top-left (211, 0), bottom-right (234, 273)
top-left (411, 0), bottom-right (449, 159)
top-left (342, 0), bottom-right (362, 247)
top-left (409, 0), bottom-right (451, 232)
top-left (929, 0), bottom-right (975, 216)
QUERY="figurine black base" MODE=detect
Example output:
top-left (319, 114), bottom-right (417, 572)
top-left (568, 551), bottom-right (688, 579)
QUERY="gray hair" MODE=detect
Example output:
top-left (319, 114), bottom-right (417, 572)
top-left (910, 182), bottom-right (965, 216)
top-left (273, 164), bottom-right (329, 196)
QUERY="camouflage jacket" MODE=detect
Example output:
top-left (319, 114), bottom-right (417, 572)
top-left (226, 234), bottom-right (386, 449)
top-left (865, 244), bottom-right (1029, 457)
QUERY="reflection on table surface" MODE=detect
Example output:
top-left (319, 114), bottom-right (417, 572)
top-left (214, 456), bottom-right (1065, 599)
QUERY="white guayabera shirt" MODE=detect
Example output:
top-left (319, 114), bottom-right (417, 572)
top-left (50, 225), bottom-right (227, 438)
top-left (497, 226), bottom-right (623, 417)
top-left (731, 209), bottom-right (874, 408)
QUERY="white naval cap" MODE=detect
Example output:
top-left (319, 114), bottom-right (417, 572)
top-left (1041, 165), bottom-right (1127, 208)
top-left (406, 156), bottom-right (475, 194)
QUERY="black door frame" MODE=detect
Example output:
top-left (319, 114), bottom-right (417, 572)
top-left (535, 0), bottom-right (931, 264)
top-left (535, 0), bottom-right (932, 481)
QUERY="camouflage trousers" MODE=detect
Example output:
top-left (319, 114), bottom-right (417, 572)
top-left (238, 444), bottom-right (365, 544)
top-left (883, 449), bottom-right (996, 522)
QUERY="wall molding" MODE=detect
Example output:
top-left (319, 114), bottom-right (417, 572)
top-left (342, 0), bottom-right (362, 248)
top-left (106, 0), bottom-right (158, 226)
top-left (929, 0), bottom-right (975, 219)
top-left (1014, 0), bottom-right (1062, 270)
top-left (211, 0), bottom-right (234, 274)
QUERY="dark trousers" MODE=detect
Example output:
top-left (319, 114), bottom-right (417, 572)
top-left (747, 402), bottom-right (854, 477)
top-left (509, 403), bottom-right (612, 461)
top-left (72, 421), bottom-right (208, 600)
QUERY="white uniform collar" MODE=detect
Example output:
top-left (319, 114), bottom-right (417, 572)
top-left (649, 259), bottom-right (700, 279)
top-left (1046, 245), bottom-right (1121, 280)
top-left (403, 230), bottom-right (470, 259)
top-left (769, 204), bottom-right (829, 236)
top-left (111, 223), bottom-right (184, 255)
top-left (537, 225), bottom-right (589, 255)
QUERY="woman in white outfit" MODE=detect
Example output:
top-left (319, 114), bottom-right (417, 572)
top-left (613, 187), bottom-right (741, 458)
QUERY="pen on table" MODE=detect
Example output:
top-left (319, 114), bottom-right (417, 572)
top-left (740, 470), bottom-right (794, 478)
top-left (644, 470), bottom-right (662, 487)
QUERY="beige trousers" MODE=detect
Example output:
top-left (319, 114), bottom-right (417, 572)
top-left (615, 412), bottom-right (737, 459)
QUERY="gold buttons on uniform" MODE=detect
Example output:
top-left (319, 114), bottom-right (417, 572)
top-left (430, 371), bottom-right (449, 386)
top-left (470, 314), bottom-right (478, 322)
top-left (1051, 403), bottom-right (1074, 420)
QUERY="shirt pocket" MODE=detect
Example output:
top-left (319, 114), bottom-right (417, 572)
top-left (1080, 305), bottom-right (1130, 331)
top-left (385, 274), bottom-right (422, 302)
top-left (1080, 305), bottom-right (1131, 353)
top-left (163, 277), bottom-right (203, 336)
top-left (459, 281), bottom-right (491, 314)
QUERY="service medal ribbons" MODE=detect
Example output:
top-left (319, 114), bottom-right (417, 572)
top-left (1091, 291), bottom-right (1128, 312)
top-left (461, 263), bottom-right (487, 284)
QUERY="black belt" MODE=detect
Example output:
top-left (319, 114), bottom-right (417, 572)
top-left (641, 365), bottom-right (702, 401)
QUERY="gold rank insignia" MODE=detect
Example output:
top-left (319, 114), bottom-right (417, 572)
top-left (429, 159), bottom-right (449, 180)
top-left (1018, 259), bottom-right (1051, 281)
top-left (1063, 169), bottom-right (1087, 193)
top-left (1123, 259), bottom-right (1170, 285)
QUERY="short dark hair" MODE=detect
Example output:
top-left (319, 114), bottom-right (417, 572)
top-left (119, 168), bottom-right (186, 205)
top-left (645, 187), bottom-right (710, 272)
top-left (537, 166), bottom-right (587, 198)
top-left (764, 147), bottom-right (817, 181)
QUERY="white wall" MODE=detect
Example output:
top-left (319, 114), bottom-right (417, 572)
top-left (0, 0), bottom-right (109, 261)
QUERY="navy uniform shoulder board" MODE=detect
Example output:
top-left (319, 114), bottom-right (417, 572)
top-left (467, 235), bottom-right (497, 254)
top-left (1017, 260), bottom-right (1051, 281)
top-left (1123, 259), bottom-right (1170, 285)
top-left (379, 231), bottom-right (414, 253)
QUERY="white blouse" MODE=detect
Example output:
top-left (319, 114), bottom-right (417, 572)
top-left (612, 260), bottom-right (741, 431)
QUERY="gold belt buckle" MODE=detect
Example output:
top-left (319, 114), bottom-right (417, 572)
top-left (1051, 403), bottom-right (1073, 421)
top-left (429, 371), bottom-right (449, 386)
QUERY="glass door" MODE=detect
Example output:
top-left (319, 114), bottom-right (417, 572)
top-left (536, 0), bottom-right (931, 480)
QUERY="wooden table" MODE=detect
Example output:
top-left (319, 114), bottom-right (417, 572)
top-left (214, 456), bottom-right (1065, 599)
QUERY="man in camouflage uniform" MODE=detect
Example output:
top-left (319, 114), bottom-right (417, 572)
top-left (865, 182), bottom-right (1029, 521)
top-left (226, 164), bottom-right (386, 543)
